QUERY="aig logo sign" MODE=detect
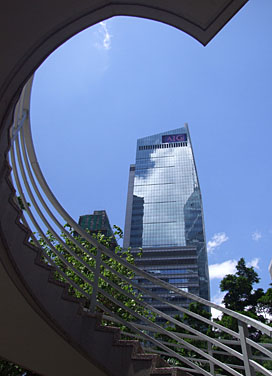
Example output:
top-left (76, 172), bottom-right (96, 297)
top-left (162, 134), bottom-right (187, 143)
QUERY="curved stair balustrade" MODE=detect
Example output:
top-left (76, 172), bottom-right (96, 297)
top-left (9, 77), bottom-right (272, 376)
top-left (5, 77), bottom-right (185, 376)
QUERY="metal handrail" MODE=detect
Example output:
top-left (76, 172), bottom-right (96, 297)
top-left (14, 87), bottom-right (272, 333)
top-left (9, 77), bottom-right (272, 376)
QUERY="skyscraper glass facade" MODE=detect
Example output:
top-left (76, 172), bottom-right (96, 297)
top-left (124, 126), bottom-right (210, 310)
top-left (79, 210), bottom-right (117, 249)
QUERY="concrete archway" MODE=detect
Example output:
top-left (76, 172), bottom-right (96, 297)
top-left (0, 1), bottom-right (248, 133)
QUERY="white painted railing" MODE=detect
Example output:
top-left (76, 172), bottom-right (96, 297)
top-left (9, 77), bottom-right (272, 376)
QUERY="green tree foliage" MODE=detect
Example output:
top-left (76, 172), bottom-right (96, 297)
top-left (17, 196), bottom-right (30, 211)
top-left (215, 258), bottom-right (272, 373)
top-left (39, 224), bottom-right (150, 324)
top-left (217, 258), bottom-right (271, 335)
top-left (0, 359), bottom-right (36, 376)
top-left (183, 302), bottom-right (212, 335)
top-left (156, 258), bottom-right (272, 373)
top-left (155, 302), bottom-right (213, 368)
top-left (220, 258), bottom-right (261, 315)
top-left (258, 288), bottom-right (272, 316)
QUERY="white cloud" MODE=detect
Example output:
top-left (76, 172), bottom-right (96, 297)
top-left (207, 232), bottom-right (229, 253)
top-left (209, 257), bottom-right (260, 281)
top-left (95, 21), bottom-right (111, 50)
top-left (211, 292), bottom-right (225, 319)
top-left (213, 292), bottom-right (225, 306)
top-left (252, 231), bottom-right (262, 241)
top-left (247, 258), bottom-right (260, 269)
top-left (209, 259), bottom-right (237, 279)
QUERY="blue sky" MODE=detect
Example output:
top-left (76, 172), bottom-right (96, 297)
top-left (30, 0), bottom-right (272, 308)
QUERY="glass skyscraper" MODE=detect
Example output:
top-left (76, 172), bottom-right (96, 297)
top-left (78, 210), bottom-right (117, 249)
top-left (124, 125), bottom-right (210, 315)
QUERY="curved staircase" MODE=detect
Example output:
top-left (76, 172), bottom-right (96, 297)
top-left (0, 172), bottom-right (182, 376)
top-left (1, 2), bottom-right (271, 376)
top-left (0, 76), bottom-right (271, 376)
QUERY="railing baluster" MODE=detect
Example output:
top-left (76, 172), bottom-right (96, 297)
top-left (208, 342), bottom-right (215, 376)
top-left (11, 109), bottom-right (28, 142)
top-left (90, 247), bottom-right (101, 313)
top-left (238, 320), bottom-right (256, 376)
